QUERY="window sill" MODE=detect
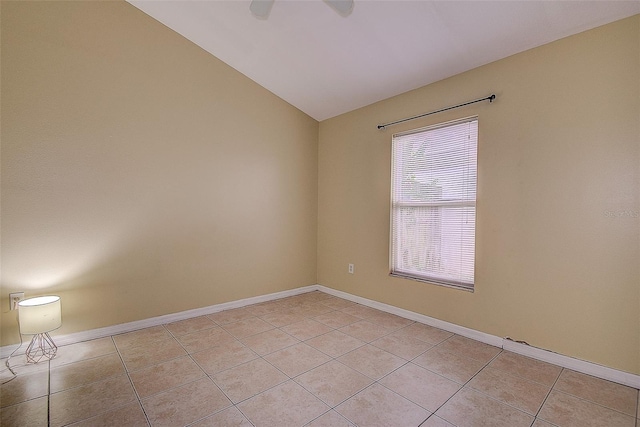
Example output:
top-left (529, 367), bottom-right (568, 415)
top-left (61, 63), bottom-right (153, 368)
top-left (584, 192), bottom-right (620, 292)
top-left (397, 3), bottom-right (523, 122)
top-left (389, 272), bottom-right (474, 292)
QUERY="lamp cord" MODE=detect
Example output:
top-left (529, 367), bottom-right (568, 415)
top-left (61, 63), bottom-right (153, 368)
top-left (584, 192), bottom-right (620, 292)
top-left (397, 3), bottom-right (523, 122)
top-left (2, 332), bottom-right (52, 426)
top-left (1, 333), bottom-right (24, 384)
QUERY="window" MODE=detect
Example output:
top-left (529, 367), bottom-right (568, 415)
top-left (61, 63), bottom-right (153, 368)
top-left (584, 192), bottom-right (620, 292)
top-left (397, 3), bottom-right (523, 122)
top-left (390, 117), bottom-right (478, 290)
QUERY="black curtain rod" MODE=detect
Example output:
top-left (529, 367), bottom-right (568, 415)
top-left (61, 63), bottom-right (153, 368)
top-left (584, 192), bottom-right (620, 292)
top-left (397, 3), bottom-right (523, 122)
top-left (377, 94), bottom-right (496, 130)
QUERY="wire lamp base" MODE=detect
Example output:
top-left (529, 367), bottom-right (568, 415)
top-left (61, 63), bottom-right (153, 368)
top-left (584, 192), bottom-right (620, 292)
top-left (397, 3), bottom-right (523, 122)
top-left (25, 332), bottom-right (58, 364)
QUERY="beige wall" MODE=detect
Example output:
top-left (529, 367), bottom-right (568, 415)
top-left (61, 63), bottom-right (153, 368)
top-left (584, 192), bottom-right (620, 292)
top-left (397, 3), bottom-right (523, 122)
top-left (1, 2), bottom-right (638, 376)
top-left (0, 1), bottom-right (319, 344)
top-left (318, 16), bottom-right (640, 374)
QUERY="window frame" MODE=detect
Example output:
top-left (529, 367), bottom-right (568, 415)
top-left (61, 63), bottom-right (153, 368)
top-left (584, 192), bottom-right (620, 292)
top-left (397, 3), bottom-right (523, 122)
top-left (389, 116), bottom-right (478, 292)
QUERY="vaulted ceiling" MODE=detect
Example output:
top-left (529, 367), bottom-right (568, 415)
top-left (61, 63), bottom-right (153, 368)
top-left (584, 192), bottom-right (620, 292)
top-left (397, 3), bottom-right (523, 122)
top-left (128, 1), bottom-right (640, 121)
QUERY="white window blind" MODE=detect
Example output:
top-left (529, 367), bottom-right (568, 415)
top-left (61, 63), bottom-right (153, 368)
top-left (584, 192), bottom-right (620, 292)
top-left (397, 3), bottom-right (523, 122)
top-left (390, 117), bottom-right (478, 290)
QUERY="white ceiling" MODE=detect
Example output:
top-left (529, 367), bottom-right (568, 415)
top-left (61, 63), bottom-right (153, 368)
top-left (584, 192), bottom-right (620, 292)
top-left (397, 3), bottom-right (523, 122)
top-left (128, 1), bottom-right (640, 121)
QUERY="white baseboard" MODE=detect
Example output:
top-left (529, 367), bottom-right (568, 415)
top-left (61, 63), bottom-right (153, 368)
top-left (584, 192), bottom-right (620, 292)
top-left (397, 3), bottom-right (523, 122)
top-left (0, 285), bottom-right (317, 359)
top-left (2, 283), bottom-right (638, 389)
top-left (315, 285), bottom-right (504, 348)
top-left (314, 285), bottom-right (640, 389)
top-left (501, 339), bottom-right (640, 389)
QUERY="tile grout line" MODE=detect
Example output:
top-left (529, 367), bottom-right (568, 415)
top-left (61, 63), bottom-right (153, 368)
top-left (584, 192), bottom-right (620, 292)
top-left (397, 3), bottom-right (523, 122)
top-left (550, 367), bottom-right (640, 419)
top-left (288, 311), bottom-right (417, 425)
top-left (260, 302), bottom-right (444, 425)
top-left (532, 365), bottom-right (564, 424)
top-left (157, 324), bottom-right (241, 425)
top-left (36, 292), bottom-right (640, 427)
top-left (481, 355), bottom-right (564, 390)
top-left (47, 358), bottom-right (51, 427)
top-left (546, 387), bottom-right (640, 421)
top-left (210, 301), bottom-right (331, 423)
top-left (111, 334), bottom-right (153, 427)
top-left (149, 321), bottom-right (272, 425)
top-left (221, 301), bottom-right (361, 425)
top-left (421, 348), bottom-right (505, 427)
top-left (130, 322), bottom-right (241, 426)
top-left (48, 337), bottom-right (151, 426)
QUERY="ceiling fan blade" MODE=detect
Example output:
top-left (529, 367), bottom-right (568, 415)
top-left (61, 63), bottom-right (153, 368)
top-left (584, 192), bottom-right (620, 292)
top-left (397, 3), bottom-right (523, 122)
top-left (250, 0), bottom-right (275, 19)
top-left (324, 0), bottom-right (354, 17)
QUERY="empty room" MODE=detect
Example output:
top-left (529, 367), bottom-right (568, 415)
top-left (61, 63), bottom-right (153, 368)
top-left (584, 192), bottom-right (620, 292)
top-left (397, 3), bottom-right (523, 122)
top-left (1, 1), bottom-right (638, 426)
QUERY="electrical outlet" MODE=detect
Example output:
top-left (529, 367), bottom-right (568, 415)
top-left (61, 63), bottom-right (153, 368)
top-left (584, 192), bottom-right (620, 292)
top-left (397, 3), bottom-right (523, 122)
top-left (348, 263), bottom-right (354, 274)
top-left (9, 292), bottom-right (25, 311)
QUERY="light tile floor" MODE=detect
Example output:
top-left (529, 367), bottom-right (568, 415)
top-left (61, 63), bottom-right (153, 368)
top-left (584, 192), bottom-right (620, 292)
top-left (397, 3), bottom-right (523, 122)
top-left (1, 291), bottom-right (638, 427)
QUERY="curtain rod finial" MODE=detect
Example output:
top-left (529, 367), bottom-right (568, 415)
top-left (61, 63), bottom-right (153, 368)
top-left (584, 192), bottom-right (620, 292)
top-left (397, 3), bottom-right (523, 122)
top-left (489, 94), bottom-right (496, 102)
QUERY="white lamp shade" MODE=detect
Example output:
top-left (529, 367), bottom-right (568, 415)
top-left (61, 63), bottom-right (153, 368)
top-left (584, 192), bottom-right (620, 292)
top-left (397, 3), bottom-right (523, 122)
top-left (18, 296), bottom-right (62, 335)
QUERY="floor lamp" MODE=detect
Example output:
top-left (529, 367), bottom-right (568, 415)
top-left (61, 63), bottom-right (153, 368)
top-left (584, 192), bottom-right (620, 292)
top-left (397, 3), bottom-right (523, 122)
top-left (18, 296), bottom-right (62, 363)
